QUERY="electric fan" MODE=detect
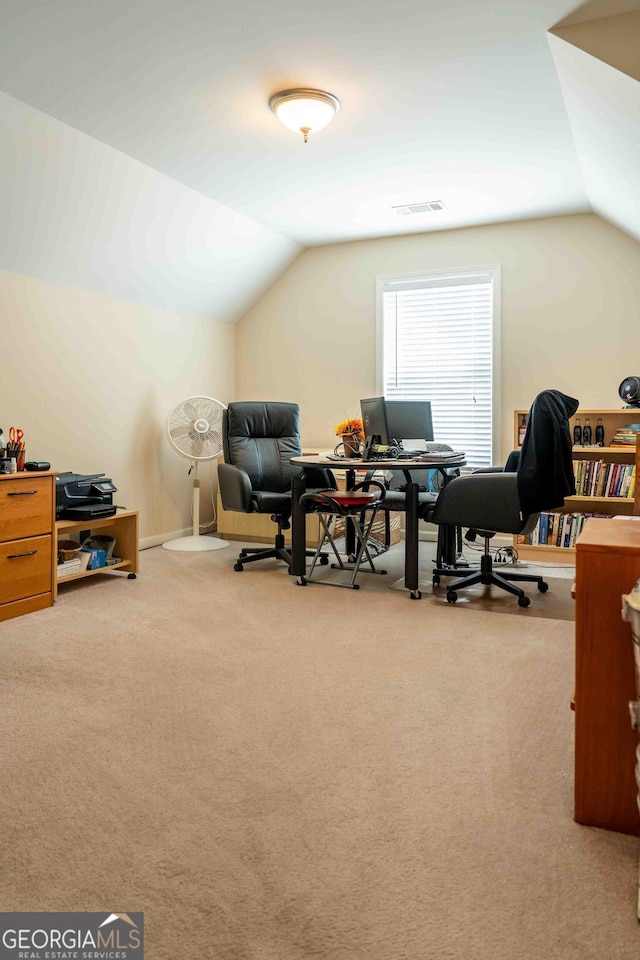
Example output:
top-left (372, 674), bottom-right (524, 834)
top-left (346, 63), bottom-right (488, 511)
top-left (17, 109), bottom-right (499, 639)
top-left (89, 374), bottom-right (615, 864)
top-left (162, 396), bottom-right (229, 552)
top-left (619, 377), bottom-right (640, 408)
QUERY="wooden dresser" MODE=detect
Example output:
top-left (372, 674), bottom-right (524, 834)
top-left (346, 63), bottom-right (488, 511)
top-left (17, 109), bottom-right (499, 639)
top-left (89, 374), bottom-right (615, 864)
top-left (0, 470), bottom-right (56, 622)
top-left (574, 516), bottom-right (640, 835)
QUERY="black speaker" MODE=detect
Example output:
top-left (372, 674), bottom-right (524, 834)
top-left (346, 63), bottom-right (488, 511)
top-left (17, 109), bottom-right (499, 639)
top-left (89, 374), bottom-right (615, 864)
top-left (619, 377), bottom-right (640, 407)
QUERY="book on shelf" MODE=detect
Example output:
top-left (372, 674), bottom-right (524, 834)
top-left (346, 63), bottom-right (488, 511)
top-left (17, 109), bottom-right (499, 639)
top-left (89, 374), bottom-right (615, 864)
top-left (604, 463), bottom-right (618, 498)
top-left (57, 551), bottom-right (91, 578)
top-left (538, 512), bottom-right (548, 545)
top-left (594, 462), bottom-right (604, 496)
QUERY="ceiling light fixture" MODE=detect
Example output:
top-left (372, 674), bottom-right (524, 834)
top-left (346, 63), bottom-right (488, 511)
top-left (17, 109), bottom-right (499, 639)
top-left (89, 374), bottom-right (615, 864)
top-left (269, 88), bottom-right (340, 143)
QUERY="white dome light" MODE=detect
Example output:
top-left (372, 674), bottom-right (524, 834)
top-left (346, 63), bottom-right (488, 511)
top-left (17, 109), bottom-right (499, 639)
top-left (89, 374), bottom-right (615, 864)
top-left (269, 88), bottom-right (340, 143)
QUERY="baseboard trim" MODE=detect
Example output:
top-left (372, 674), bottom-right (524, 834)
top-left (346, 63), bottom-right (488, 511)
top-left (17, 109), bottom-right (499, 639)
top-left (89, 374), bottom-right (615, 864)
top-left (145, 527), bottom-right (513, 551)
top-left (141, 528), bottom-right (192, 550)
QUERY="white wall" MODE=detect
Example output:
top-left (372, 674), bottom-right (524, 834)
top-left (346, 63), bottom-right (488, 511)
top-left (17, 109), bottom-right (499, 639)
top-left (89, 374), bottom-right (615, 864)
top-left (1, 270), bottom-right (235, 543)
top-left (0, 88), bottom-right (305, 547)
top-left (0, 89), bottom-right (300, 319)
top-left (236, 213), bottom-right (640, 460)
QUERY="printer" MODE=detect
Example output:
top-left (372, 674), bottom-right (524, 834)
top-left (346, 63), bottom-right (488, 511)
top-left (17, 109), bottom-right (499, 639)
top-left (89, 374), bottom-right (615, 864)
top-left (55, 472), bottom-right (118, 521)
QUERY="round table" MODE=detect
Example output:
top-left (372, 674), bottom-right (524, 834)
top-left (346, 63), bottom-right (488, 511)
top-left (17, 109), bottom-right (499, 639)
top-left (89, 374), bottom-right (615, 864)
top-left (290, 452), bottom-right (466, 599)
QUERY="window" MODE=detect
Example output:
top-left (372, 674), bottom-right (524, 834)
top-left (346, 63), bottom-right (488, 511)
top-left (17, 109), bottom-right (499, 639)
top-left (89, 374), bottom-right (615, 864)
top-left (377, 266), bottom-right (500, 468)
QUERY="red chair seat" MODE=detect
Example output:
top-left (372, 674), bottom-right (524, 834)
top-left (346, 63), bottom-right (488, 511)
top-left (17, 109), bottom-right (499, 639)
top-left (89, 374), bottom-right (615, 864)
top-left (307, 490), bottom-right (380, 509)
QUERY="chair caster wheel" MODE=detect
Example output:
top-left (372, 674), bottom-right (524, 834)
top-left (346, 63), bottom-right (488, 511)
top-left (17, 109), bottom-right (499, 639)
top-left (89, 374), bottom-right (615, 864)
top-left (353, 584), bottom-right (360, 590)
top-left (319, 555), bottom-right (330, 565)
top-left (518, 596), bottom-right (531, 607)
top-left (447, 591), bottom-right (457, 603)
top-left (296, 577), bottom-right (307, 586)
top-left (233, 562), bottom-right (243, 572)
top-left (410, 590), bottom-right (422, 600)
top-left (127, 573), bottom-right (137, 579)
top-left (433, 575), bottom-right (440, 587)
top-left (538, 581), bottom-right (549, 593)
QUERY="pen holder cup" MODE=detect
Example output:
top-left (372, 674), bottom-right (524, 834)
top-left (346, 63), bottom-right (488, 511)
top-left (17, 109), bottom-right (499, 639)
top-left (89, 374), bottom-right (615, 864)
top-left (16, 448), bottom-right (26, 471)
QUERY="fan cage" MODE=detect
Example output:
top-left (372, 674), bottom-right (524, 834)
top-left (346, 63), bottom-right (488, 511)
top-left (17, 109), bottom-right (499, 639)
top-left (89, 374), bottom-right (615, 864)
top-left (167, 396), bottom-right (226, 461)
top-left (619, 377), bottom-right (640, 407)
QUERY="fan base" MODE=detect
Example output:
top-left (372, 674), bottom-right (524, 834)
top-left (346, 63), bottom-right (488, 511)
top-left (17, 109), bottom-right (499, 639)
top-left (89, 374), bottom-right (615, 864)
top-left (162, 535), bottom-right (229, 552)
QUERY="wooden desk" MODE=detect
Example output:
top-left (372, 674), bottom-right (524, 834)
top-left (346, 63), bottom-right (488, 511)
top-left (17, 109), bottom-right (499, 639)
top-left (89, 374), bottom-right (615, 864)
top-left (574, 517), bottom-right (640, 835)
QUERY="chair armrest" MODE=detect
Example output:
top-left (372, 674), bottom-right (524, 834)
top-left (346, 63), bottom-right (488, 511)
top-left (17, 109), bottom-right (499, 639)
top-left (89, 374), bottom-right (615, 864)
top-left (218, 462), bottom-right (253, 513)
top-left (432, 472), bottom-right (524, 533)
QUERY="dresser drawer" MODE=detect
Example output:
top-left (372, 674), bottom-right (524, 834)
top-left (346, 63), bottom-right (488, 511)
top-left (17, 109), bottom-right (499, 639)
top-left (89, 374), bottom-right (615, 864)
top-left (0, 535), bottom-right (52, 605)
top-left (0, 478), bottom-right (53, 541)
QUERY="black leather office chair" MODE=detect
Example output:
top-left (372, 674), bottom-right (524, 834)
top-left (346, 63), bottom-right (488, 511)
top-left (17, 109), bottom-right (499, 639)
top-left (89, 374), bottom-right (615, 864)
top-left (429, 389), bottom-right (579, 607)
top-left (218, 401), bottom-right (334, 572)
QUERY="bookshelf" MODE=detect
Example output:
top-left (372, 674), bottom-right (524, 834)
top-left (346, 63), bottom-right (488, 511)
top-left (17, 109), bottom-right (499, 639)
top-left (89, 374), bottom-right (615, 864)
top-left (513, 408), bottom-right (640, 561)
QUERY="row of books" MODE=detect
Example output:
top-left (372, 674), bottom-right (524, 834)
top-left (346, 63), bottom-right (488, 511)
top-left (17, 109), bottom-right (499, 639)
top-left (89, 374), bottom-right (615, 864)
top-left (517, 512), bottom-right (609, 549)
top-left (610, 427), bottom-right (640, 446)
top-left (573, 460), bottom-right (636, 499)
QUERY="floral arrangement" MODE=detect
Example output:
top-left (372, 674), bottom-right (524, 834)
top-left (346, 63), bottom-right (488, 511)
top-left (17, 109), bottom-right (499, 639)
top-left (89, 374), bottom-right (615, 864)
top-left (334, 417), bottom-right (363, 437)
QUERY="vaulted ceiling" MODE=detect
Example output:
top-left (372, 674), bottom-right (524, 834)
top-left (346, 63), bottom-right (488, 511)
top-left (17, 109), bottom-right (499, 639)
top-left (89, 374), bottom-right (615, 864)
top-left (0, 0), bottom-right (638, 318)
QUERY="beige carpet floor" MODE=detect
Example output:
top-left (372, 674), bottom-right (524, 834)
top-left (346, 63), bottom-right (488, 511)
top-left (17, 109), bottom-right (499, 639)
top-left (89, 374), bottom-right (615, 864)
top-left (0, 540), bottom-right (637, 959)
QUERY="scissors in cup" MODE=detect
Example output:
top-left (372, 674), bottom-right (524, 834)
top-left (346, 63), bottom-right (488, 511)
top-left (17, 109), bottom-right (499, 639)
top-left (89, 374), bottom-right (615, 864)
top-left (9, 427), bottom-right (24, 446)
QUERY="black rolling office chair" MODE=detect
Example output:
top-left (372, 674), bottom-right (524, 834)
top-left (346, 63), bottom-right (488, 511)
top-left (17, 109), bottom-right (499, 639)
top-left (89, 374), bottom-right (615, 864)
top-left (429, 389), bottom-right (579, 607)
top-left (217, 401), bottom-right (334, 572)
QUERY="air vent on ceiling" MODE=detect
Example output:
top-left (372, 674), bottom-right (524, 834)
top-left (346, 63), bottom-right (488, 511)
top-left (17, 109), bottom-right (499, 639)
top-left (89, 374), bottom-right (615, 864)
top-left (393, 200), bottom-right (445, 216)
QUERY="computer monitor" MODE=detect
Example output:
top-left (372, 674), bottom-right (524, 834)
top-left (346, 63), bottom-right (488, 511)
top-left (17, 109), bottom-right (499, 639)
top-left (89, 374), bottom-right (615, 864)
top-left (385, 400), bottom-right (434, 445)
top-left (360, 396), bottom-right (390, 446)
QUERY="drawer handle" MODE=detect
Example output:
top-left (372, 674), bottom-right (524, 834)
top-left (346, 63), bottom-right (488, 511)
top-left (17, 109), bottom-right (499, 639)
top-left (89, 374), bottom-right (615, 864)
top-left (6, 490), bottom-right (38, 496)
top-left (7, 550), bottom-right (38, 559)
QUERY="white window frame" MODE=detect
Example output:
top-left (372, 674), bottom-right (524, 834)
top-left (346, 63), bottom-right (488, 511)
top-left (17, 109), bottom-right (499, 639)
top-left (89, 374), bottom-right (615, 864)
top-left (375, 265), bottom-right (501, 468)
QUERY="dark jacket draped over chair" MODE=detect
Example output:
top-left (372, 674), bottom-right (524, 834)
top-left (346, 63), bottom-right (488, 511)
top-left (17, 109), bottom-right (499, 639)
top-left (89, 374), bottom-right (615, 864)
top-left (517, 389), bottom-right (579, 514)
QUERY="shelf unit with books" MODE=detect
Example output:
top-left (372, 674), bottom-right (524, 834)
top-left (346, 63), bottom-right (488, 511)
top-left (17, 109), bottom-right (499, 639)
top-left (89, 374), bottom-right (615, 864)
top-left (54, 508), bottom-right (139, 597)
top-left (513, 408), bottom-right (640, 561)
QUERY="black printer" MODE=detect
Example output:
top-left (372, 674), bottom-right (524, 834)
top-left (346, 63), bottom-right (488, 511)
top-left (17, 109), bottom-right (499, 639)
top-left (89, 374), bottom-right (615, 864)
top-left (56, 472), bottom-right (118, 521)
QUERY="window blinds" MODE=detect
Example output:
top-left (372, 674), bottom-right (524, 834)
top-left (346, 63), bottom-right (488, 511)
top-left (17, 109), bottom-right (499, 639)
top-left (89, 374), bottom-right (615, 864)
top-left (381, 270), bottom-right (496, 468)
